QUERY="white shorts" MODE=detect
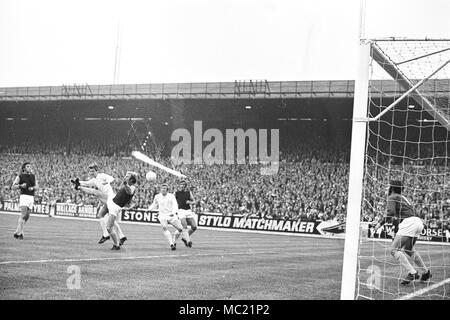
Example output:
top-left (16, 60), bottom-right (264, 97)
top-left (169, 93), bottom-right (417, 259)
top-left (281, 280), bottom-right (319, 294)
top-left (177, 209), bottom-right (196, 220)
top-left (19, 195), bottom-right (34, 209)
top-left (97, 191), bottom-right (114, 204)
top-left (158, 214), bottom-right (181, 226)
top-left (397, 217), bottom-right (424, 238)
top-left (106, 196), bottom-right (122, 217)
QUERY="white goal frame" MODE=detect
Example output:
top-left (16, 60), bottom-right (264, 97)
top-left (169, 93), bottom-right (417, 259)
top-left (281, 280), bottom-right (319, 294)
top-left (340, 38), bottom-right (450, 300)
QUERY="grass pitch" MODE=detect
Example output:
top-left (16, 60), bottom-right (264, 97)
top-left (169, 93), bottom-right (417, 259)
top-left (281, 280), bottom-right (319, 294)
top-left (0, 213), bottom-right (448, 300)
top-left (0, 213), bottom-right (343, 300)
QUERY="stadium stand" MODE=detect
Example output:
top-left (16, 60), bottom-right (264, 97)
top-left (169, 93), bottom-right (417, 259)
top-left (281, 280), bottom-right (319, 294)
top-left (0, 118), bottom-right (448, 231)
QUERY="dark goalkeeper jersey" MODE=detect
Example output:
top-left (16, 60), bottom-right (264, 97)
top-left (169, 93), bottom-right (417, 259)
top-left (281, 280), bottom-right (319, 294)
top-left (386, 193), bottom-right (417, 220)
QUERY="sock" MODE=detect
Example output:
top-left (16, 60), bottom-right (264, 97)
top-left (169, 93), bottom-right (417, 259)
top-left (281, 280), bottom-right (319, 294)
top-left (163, 230), bottom-right (173, 245)
top-left (188, 228), bottom-right (196, 236)
top-left (173, 230), bottom-right (181, 243)
top-left (411, 251), bottom-right (428, 273)
top-left (182, 229), bottom-right (191, 242)
top-left (109, 229), bottom-right (119, 246)
top-left (16, 217), bottom-right (25, 235)
top-left (114, 222), bottom-right (125, 239)
top-left (100, 216), bottom-right (109, 237)
top-left (394, 251), bottom-right (416, 274)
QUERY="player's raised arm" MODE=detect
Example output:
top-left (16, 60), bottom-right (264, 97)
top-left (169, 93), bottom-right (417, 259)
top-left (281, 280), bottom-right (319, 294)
top-left (12, 176), bottom-right (26, 190)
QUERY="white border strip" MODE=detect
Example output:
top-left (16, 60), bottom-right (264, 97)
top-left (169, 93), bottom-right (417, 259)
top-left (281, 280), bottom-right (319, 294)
top-left (396, 278), bottom-right (450, 300)
top-left (0, 250), bottom-right (276, 265)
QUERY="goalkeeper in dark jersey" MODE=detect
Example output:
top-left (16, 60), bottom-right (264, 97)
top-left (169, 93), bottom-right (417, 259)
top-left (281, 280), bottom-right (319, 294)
top-left (372, 181), bottom-right (432, 285)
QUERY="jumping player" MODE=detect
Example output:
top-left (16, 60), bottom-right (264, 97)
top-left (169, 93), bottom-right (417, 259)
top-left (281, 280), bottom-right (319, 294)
top-left (71, 162), bottom-right (127, 245)
top-left (12, 162), bottom-right (38, 240)
top-left (174, 180), bottom-right (197, 247)
top-left (372, 180), bottom-right (432, 285)
top-left (149, 183), bottom-right (186, 251)
top-left (106, 171), bottom-right (138, 250)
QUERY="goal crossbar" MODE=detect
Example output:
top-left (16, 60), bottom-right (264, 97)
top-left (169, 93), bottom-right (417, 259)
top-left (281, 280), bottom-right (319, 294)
top-left (367, 43), bottom-right (450, 131)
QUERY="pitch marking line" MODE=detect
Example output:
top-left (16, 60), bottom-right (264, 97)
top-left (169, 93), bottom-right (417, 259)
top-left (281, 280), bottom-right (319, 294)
top-left (0, 250), bottom-right (277, 265)
top-left (396, 277), bottom-right (450, 300)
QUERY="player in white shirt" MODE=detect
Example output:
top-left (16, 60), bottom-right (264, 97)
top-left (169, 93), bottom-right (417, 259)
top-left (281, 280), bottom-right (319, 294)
top-left (149, 183), bottom-right (188, 251)
top-left (71, 162), bottom-right (127, 245)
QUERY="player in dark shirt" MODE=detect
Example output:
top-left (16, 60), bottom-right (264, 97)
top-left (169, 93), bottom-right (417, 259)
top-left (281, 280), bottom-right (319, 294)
top-left (174, 180), bottom-right (197, 247)
top-left (106, 171), bottom-right (137, 250)
top-left (372, 181), bottom-right (431, 284)
top-left (12, 162), bottom-right (38, 240)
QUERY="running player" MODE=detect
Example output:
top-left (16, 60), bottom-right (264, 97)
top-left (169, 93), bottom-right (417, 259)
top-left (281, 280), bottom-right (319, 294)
top-left (106, 171), bottom-right (138, 250)
top-left (372, 180), bottom-right (432, 285)
top-left (12, 162), bottom-right (38, 240)
top-left (71, 162), bottom-right (127, 245)
top-left (174, 180), bottom-right (197, 247)
top-left (149, 183), bottom-right (186, 251)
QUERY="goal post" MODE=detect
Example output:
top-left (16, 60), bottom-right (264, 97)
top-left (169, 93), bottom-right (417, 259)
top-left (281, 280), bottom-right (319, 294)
top-left (340, 40), bottom-right (371, 300)
top-left (341, 38), bottom-right (450, 300)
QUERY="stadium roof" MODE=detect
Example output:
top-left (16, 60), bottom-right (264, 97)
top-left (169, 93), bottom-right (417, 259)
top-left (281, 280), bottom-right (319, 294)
top-left (0, 79), bottom-right (448, 102)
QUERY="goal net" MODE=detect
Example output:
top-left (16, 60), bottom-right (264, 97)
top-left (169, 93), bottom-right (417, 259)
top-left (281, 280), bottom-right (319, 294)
top-left (342, 39), bottom-right (450, 300)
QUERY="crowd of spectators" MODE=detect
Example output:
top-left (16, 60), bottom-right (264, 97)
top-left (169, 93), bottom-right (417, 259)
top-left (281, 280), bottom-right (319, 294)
top-left (0, 121), bottom-right (448, 232)
top-left (0, 147), bottom-right (350, 223)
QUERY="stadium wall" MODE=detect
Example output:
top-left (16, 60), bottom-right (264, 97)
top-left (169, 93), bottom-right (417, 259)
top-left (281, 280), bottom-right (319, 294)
top-left (1, 201), bottom-right (448, 244)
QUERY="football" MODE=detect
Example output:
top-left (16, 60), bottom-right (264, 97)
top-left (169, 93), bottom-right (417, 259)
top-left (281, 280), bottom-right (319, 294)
top-left (145, 170), bottom-right (156, 181)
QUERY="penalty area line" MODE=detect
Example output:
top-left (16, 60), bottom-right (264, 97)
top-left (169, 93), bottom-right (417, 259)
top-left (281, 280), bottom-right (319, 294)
top-left (396, 277), bottom-right (450, 300)
top-left (0, 250), bottom-right (276, 266)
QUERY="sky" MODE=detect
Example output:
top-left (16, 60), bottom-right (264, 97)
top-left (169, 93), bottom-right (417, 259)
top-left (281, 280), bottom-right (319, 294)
top-left (0, 0), bottom-right (449, 87)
